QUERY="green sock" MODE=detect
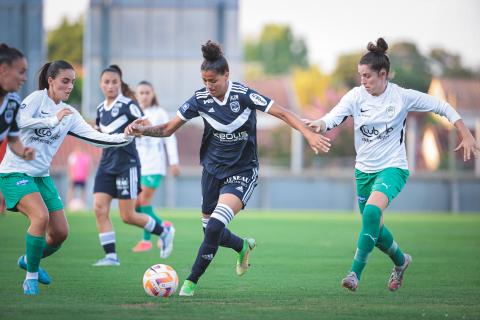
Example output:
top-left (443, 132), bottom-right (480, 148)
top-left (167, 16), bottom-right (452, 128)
top-left (351, 204), bottom-right (382, 279)
top-left (26, 233), bottom-right (46, 273)
top-left (42, 243), bottom-right (61, 259)
top-left (136, 206), bottom-right (152, 241)
top-left (137, 206), bottom-right (163, 241)
top-left (376, 225), bottom-right (405, 266)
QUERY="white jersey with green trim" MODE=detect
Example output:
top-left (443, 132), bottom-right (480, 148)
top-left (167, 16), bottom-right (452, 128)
top-left (321, 82), bottom-right (461, 173)
top-left (0, 89), bottom-right (133, 177)
top-left (136, 106), bottom-right (179, 176)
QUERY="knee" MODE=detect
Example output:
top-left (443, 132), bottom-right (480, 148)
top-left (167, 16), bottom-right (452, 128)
top-left (50, 229), bottom-right (69, 245)
top-left (31, 212), bottom-right (49, 231)
top-left (204, 218), bottom-right (225, 245)
top-left (94, 202), bottom-right (109, 218)
top-left (363, 204), bottom-right (382, 225)
top-left (120, 212), bottom-right (135, 225)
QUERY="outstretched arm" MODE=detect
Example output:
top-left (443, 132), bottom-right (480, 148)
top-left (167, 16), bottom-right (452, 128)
top-left (453, 119), bottom-right (480, 161)
top-left (267, 103), bottom-right (330, 154)
top-left (125, 116), bottom-right (185, 138)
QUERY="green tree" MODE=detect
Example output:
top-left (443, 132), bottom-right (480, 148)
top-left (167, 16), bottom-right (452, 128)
top-left (47, 16), bottom-right (83, 65)
top-left (245, 24), bottom-right (309, 75)
top-left (47, 16), bottom-right (84, 107)
top-left (331, 51), bottom-right (362, 88)
top-left (429, 48), bottom-right (474, 78)
top-left (389, 42), bottom-right (431, 92)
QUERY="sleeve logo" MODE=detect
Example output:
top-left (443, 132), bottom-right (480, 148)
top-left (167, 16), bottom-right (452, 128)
top-left (181, 103), bottom-right (190, 112)
top-left (129, 104), bottom-right (142, 118)
top-left (249, 93), bottom-right (267, 106)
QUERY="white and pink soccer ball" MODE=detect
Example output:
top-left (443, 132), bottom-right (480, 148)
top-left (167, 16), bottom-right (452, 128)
top-left (142, 264), bottom-right (178, 297)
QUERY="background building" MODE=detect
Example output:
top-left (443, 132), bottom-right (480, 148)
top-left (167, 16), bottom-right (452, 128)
top-left (0, 0), bottom-right (44, 97)
top-left (82, 0), bottom-right (241, 117)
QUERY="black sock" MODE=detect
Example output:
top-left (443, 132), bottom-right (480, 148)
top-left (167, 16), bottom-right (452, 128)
top-left (188, 218), bottom-right (225, 283)
top-left (103, 243), bottom-right (116, 254)
top-left (150, 221), bottom-right (164, 236)
top-left (203, 225), bottom-right (243, 252)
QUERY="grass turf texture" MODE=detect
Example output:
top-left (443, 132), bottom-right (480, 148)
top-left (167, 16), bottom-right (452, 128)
top-left (0, 210), bottom-right (479, 320)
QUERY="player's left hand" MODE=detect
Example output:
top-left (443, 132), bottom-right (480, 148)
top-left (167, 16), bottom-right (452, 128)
top-left (303, 118), bottom-right (326, 133)
top-left (454, 136), bottom-right (480, 161)
top-left (170, 165), bottom-right (181, 177)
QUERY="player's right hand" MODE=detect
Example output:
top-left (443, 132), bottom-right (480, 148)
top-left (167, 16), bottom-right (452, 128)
top-left (22, 147), bottom-right (35, 161)
top-left (56, 108), bottom-right (73, 121)
top-left (125, 119), bottom-right (146, 137)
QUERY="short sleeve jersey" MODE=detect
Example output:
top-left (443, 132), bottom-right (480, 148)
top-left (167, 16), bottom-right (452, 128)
top-left (177, 81), bottom-right (274, 179)
top-left (96, 94), bottom-right (144, 173)
top-left (0, 92), bottom-right (20, 141)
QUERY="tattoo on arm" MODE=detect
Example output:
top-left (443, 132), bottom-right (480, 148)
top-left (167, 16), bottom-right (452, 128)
top-left (141, 125), bottom-right (166, 137)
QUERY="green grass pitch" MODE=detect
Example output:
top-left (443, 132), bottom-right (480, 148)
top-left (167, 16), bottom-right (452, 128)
top-left (0, 210), bottom-right (479, 320)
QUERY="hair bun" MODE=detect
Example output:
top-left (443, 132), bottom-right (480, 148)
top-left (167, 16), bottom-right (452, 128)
top-left (201, 40), bottom-right (223, 62)
top-left (367, 38), bottom-right (388, 55)
top-left (0, 43), bottom-right (10, 50)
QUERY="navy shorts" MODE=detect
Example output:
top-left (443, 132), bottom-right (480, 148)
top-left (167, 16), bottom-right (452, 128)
top-left (93, 166), bottom-right (141, 199)
top-left (201, 167), bottom-right (258, 214)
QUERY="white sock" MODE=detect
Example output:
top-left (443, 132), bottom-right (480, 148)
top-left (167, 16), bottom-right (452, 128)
top-left (144, 216), bottom-right (156, 232)
top-left (26, 272), bottom-right (38, 280)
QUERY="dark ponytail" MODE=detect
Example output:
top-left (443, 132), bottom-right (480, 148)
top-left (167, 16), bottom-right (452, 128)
top-left (38, 60), bottom-right (74, 90)
top-left (101, 64), bottom-right (135, 99)
top-left (359, 37), bottom-right (390, 74)
top-left (200, 40), bottom-right (229, 75)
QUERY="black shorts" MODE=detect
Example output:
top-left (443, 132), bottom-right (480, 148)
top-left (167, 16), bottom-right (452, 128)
top-left (201, 167), bottom-right (258, 214)
top-left (72, 181), bottom-right (86, 188)
top-left (93, 166), bottom-right (141, 199)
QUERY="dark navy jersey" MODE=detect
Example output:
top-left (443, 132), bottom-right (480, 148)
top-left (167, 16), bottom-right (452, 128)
top-left (0, 92), bottom-right (20, 141)
top-left (177, 81), bottom-right (274, 179)
top-left (96, 94), bottom-right (144, 173)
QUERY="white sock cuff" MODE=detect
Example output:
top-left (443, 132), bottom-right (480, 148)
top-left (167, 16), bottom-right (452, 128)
top-left (26, 272), bottom-right (38, 280)
top-left (201, 217), bottom-right (210, 228)
top-left (99, 231), bottom-right (116, 245)
top-left (210, 204), bottom-right (234, 226)
top-left (144, 216), bottom-right (156, 232)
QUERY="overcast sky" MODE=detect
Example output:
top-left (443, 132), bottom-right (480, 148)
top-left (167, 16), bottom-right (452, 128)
top-left (44, 0), bottom-right (480, 72)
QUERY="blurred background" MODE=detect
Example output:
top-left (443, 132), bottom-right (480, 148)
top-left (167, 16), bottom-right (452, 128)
top-left (0, 0), bottom-right (479, 212)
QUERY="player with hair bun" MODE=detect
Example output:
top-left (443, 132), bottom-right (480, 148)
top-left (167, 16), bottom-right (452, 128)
top-left (126, 40), bottom-right (331, 296)
top-left (306, 37), bottom-right (479, 292)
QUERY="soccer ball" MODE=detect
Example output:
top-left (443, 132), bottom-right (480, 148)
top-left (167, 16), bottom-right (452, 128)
top-left (143, 264), bottom-right (178, 297)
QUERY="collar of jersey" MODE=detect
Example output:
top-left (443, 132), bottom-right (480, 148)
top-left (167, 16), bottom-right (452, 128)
top-left (103, 94), bottom-right (124, 111)
top-left (42, 89), bottom-right (65, 108)
top-left (210, 81), bottom-right (233, 106)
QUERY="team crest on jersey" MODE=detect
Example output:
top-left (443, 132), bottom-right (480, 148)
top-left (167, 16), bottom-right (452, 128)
top-left (111, 106), bottom-right (120, 117)
top-left (230, 101), bottom-right (241, 113)
top-left (386, 105), bottom-right (395, 118)
top-left (181, 103), bottom-right (189, 112)
top-left (4, 109), bottom-right (14, 124)
top-left (249, 93), bottom-right (267, 106)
